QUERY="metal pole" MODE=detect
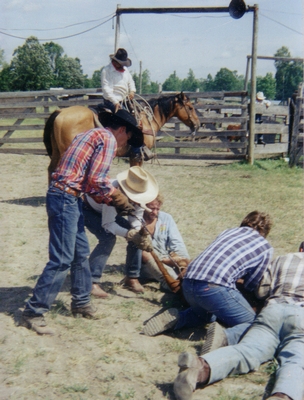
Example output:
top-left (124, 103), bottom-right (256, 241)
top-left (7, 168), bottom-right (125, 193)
top-left (139, 61), bottom-right (142, 94)
top-left (248, 4), bottom-right (259, 165)
top-left (114, 4), bottom-right (121, 52)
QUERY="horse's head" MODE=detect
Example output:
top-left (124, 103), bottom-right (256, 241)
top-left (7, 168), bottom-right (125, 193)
top-left (173, 92), bottom-right (200, 135)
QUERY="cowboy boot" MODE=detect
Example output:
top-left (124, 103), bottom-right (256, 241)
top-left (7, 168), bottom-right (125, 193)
top-left (174, 352), bottom-right (210, 400)
top-left (122, 277), bottom-right (145, 293)
top-left (91, 283), bottom-right (109, 299)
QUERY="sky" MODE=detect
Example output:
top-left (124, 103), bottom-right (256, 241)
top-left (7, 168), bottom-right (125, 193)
top-left (0, 0), bottom-right (303, 85)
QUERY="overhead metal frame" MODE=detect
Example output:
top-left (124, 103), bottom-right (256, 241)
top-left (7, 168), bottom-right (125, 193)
top-left (114, 4), bottom-right (259, 164)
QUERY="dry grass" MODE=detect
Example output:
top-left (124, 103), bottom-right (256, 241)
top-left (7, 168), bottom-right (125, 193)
top-left (0, 153), bottom-right (303, 399)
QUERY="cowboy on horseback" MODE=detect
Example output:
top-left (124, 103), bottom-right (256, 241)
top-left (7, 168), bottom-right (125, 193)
top-left (101, 48), bottom-right (136, 113)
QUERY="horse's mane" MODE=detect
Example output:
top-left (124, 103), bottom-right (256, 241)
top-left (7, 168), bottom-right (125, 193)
top-left (148, 93), bottom-right (187, 120)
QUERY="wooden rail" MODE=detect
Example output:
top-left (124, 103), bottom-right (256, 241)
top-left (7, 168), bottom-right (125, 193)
top-left (0, 89), bottom-right (292, 160)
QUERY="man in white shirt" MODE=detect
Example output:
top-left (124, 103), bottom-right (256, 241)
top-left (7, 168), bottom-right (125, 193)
top-left (101, 48), bottom-right (136, 113)
top-left (83, 166), bottom-right (158, 296)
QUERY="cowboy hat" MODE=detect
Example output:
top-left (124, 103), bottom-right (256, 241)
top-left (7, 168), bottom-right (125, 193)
top-left (110, 48), bottom-right (132, 67)
top-left (99, 109), bottom-right (143, 148)
top-left (116, 166), bottom-right (159, 209)
top-left (256, 92), bottom-right (266, 101)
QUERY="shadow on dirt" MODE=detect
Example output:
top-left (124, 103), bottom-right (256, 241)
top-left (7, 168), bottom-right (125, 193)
top-left (0, 196), bottom-right (46, 207)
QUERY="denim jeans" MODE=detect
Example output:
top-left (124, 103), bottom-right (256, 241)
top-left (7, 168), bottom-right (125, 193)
top-left (25, 187), bottom-right (92, 315)
top-left (203, 303), bottom-right (304, 400)
top-left (82, 203), bottom-right (142, 281)
top-left (175, 279), bottom-right (256, 330)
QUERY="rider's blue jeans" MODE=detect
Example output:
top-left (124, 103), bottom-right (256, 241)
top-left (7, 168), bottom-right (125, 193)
top-left (25, 187), bottom-right (92, 315)
top-left (175, 279), bottom-right (256, 331)
top-left (82, 203), bottom-right (142, 281)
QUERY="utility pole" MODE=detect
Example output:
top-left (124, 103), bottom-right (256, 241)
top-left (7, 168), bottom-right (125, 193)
top-left (248, 4), bottom-right (259, 165)
top-left (139, 61), bottom-right (142, 94)
top-left (114, 4), bottom-right (121, 52)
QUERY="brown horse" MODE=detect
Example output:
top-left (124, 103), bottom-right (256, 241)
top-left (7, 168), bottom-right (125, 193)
top-left (43, 92), bottom-right (200, 178)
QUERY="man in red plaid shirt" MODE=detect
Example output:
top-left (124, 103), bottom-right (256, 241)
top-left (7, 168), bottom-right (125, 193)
top-left (21, 110), bottom-right (145, 335)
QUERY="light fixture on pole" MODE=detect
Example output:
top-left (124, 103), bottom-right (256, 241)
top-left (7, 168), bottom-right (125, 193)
top-left (229, 0), bottom-right (247, 19)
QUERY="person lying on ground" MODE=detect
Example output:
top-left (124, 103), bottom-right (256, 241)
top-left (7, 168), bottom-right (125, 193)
top-left (173, 251), bottom-right (304, 400)
top-left (83, 166), bottom-right (158, 296)
top-left (142, 210), bottom-right (273, 337)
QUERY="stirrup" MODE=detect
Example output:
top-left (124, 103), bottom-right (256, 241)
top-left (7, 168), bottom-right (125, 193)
top-left (141, 145), bottom-right (155, 161)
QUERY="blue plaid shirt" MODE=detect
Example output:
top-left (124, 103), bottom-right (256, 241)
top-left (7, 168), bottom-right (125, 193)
top-left (185, 227), bottom-right (273, 291)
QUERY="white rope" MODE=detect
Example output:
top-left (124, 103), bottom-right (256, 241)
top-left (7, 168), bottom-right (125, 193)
top-left (122, 95), bottom-right (158, 157)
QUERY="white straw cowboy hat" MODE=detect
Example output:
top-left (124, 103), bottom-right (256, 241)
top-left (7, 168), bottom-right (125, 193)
top-left (110, 48), bottom-right (132, 67)
top-left (116, 166), bottom-right (159, 209)
top-left (256, 92), bottom-right (266, 100)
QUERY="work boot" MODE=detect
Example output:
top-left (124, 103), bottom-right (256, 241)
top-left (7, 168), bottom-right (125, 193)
top-left (174, 352), bottom-right (210, 400)
top-left (91, 283), bottom-right (109, 299)
top-left (21, 311), bottom-right (55, 336)
top-left (122, 277), bottom-right (145, 293)
top-left (201, 322), bottom-right (228, 354)
top-left (268, 394), bottom-right (292, 400)
top-left (143, 308), bottom-right (179, 336)
top-left (71, 303), bottom-right (98, 319)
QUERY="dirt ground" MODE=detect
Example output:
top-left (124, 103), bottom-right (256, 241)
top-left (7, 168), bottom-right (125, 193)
top-left (0, 153), bottom-right (300, 400)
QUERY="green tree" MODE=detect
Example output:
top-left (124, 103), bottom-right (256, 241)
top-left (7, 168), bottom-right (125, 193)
top-left (91, 68), bottom-right (103, 88)
top-left (212, 68), bottom-right (244, 91)
top-left (162, 71), bottom-right (182, 92)
top-left (43, 42), bottom-right (64, 71)
top-left (181, 69), bottom-right (202, 92)
top-left (0, 48), bottom-right (5, 69)
top-left (132, 69), bottom-right (158, 94)
top-left (256, 72), bottom-right (276, 99)
top-left (55, 56), bottom-right (84, 89)
top-left (0, 66), bottom-right (12, 91)
top-left (10, 36), bottom-right (53, 90)
top-left (203, 73), bottom-right (214, 91)
top-left (274, 46), bottom-right (303, 101)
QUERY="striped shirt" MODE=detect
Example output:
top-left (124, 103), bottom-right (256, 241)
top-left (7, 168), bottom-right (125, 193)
top-left (185, 227), bottom-right (273, 291)
top-left (256, 253), bottom-right (304, 306)
top-left (51, 128), bottom-right (117, 203)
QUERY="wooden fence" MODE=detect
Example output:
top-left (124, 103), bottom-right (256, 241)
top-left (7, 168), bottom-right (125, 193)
top-left (0, 88), bottom-right (295, 161)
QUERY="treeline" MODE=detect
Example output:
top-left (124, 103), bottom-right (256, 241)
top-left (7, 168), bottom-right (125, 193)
top-left (0, 36), bottom-right (302, 101)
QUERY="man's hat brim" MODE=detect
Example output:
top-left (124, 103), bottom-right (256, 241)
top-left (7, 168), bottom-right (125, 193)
top-left (110, 54), bottom-right (132, 67)
top-left (99, 111), bottom-right (143, 148)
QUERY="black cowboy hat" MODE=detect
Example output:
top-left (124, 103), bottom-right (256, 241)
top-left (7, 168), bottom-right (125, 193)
top-left (110, 48), bottom-right (132, 67)
top-left (99, 109), bottom-right (143, 148)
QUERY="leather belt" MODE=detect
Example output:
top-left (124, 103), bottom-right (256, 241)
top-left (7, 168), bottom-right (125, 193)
top-left (52, 181), bottom-right (82, 198)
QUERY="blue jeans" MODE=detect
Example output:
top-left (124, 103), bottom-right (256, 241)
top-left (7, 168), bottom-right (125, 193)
top-left (25, 187), bottom-right (92, 315)
top-left (175, 279), bottom-right (256, 331)
top-left (82, 203), bottom-right (142, 281)
top-left (203, 303), bottom-right (304, 400)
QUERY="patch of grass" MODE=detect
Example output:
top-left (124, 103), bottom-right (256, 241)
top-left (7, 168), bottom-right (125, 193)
top-left (160, 340), bottom-right (188, 354)
top-left (120, 300), bottom-right (137, 321)
top-left (11, 355), bottom-right (27, 375)
top-left (61, 384), bottom-right (89, 393)
top-left (50, 298), bottom-right (69, 317)
top-left (114, 388), bottom-right (136, 399)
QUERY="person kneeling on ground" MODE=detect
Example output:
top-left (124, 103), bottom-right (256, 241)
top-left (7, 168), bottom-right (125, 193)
top-left (83, 166), bottom-right (158, 296)
top-left (173, 251), bottom-right (304, 400)
top-left (143, 210), bottom-right (273, 337)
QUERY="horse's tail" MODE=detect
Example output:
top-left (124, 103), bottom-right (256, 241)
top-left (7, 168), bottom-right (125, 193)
top-left (43, 110), bottom-right (61, 157)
